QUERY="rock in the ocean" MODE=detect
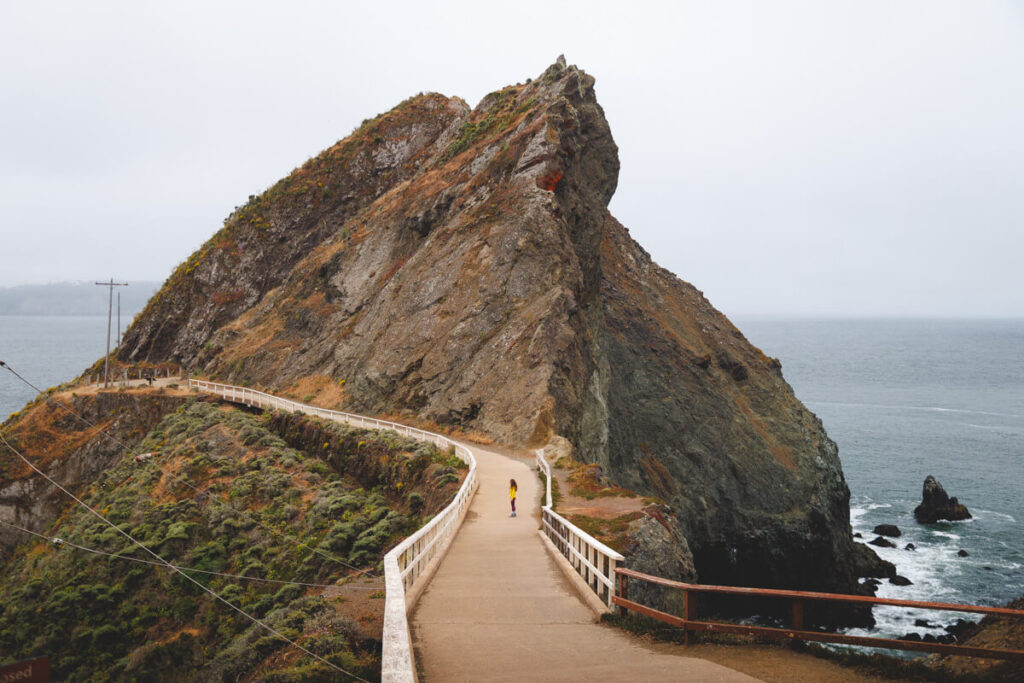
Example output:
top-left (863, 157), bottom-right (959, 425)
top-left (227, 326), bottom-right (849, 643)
top-left (957, 549), bottom-right (970, 557)
top-left (905, 543), bottom-right (916, 551)
top-left (868, 536), bottom-right (897, 548)
top-left (890, 575), bottom-right (913, 586)
top-left (851, 542), bottom-right (896, 578)
top-left (913, 475), bottom-right (972, 523)
top-left (945, 618), bottom-right (977, 638)
top-left (873, 524), bottom-right (902, 537)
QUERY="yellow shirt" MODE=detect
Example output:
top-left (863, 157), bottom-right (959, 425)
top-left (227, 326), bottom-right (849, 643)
top-left (510, 485), bottom-right (517, 500)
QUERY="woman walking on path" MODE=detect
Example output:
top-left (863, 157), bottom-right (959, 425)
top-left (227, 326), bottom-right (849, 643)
top-left (509, 478), bottom-right (518, 517)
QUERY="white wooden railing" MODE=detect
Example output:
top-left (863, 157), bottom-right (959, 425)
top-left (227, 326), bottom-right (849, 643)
top-left (188, 379), bottom-right (477, 683)
top-left (535, 450), bottom-right (624, 610)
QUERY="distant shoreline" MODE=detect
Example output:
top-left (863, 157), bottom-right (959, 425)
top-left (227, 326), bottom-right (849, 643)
top-left (0, 312), bottom-right (144, 317)
top-left (0, 281), bottom-right (159, 316)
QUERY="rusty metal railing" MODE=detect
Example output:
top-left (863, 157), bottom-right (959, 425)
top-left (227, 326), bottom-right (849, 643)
top-left (615, 567), bottom-right (1024, 661)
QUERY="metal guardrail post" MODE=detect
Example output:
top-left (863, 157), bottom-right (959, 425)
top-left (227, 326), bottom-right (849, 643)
top-left (617, 568), bottom-right (628, 615)
top-left (684, 589), bottom-right (695, 645)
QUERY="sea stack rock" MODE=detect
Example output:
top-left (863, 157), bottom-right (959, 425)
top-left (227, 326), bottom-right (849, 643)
top-left (914, 475), bottom-right (972, 523)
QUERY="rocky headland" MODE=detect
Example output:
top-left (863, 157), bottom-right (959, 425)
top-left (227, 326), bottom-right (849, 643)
top-left (113, 57), bottom-right (888, 615)
top-left (3, 56), bottom-right (893, 659)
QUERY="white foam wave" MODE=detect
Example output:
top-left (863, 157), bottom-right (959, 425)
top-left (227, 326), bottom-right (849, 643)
top-left (964, 422), bottom-right (1024, 434)
top-left (806, 399), bottom-right (1024, 420)
top-left (849, 502), bottom-right (893, 526)
top-left (848, 530), bottom-right (981, 636)
top-left (973, 509), bottom-right (1016, 523)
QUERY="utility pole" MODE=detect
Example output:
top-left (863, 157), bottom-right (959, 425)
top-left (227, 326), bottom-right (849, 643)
top-left (117, 291), bottom-right (121, 346)
top-left (95, 279), bottom-right (128, 387)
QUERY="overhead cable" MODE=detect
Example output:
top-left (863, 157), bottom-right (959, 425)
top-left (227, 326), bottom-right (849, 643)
top-left (0, 431), bottom-right (369, 682)
top-left (1, 360), bottom-right (372, 576)
top-left (0, 519), bottom-right (343, 588)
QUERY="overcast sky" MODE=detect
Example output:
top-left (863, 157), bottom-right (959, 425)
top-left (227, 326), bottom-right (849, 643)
top-left (1, 1), bottom-right (1021, 318)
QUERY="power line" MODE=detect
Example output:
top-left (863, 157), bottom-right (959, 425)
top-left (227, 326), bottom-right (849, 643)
top-left (0, 519), bottom-right (342, 588)
top-left (0, 429), bottom-right (369, 681)
top-left (0, 360), bottom-right (373, 576)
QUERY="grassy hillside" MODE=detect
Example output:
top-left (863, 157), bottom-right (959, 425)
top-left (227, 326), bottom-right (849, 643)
top-left (0, 398), bottom-right (464, 681)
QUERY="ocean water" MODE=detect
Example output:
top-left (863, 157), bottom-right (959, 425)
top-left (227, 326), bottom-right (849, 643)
top-left (739, 318), bottom-right (1024, 642)
top-left (2, 315), bottom-right (1022, 640)
top-left (0, 316), bottom-right (110, 419)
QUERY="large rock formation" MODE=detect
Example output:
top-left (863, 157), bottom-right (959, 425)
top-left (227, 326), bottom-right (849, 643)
top-left (118, 58), bottom-right (873, 599)
top-left (914, 475), bottom-right (972, 523)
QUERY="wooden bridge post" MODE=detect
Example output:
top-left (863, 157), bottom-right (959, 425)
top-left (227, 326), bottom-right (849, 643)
top-left (617, 571), bottom-right (628, 616)
top-left (792, 598), bottom-right (804, 637)
top-left (683, 589), bottom-right (695, 645)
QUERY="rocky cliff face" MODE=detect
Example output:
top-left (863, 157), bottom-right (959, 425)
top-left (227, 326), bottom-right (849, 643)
top-left (0, 392), bottom-right (186, 562)
top-left (117, 57), bottom-right (873, 599)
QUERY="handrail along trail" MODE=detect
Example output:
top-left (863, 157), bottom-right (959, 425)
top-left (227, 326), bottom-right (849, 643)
top-left (535, 449), bottom-right (624, 610)
top-left (188, 380), bottom-right (478, 683)
top-left (534, 445), bottom-right (1024, 661)
top-left (614, 567), bottom-right (1024, 661)
top-left (190, 380), bottom-right (1022, 670)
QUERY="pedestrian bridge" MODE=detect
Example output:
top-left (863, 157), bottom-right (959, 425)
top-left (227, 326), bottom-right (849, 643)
top-left (188, 379), bottom-right (756, 681)
top-left (188, 379), bottom-right (1024, 681)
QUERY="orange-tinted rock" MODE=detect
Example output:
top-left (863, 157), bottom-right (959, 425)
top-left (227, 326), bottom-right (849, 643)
top-left (116, 58), bottom-right (871, 607)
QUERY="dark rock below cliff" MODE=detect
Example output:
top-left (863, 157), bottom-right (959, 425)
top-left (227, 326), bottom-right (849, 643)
top-left (622, 512), bottom-right (697, 618)
top-left (845, 545), bottom-right (896, 618)
top-left (873, 524), bottom-right (901, 537)
top-left (914, 475), bottom-right (972, 523)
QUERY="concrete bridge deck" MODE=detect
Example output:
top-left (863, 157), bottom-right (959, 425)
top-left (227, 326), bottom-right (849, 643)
top-left (411, 444), bottom-right (759, 682)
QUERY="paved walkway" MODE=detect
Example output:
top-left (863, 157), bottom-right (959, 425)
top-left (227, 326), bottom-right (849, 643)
top-left (411, 445), bottom-right (760, 682)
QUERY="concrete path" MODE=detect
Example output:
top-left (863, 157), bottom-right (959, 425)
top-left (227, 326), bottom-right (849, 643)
top-left (411, 445), bottom-right (761, 682)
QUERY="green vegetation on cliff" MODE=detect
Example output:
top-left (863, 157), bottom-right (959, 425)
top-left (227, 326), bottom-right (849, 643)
top-left (0, 398), bottom-right (462, 680)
